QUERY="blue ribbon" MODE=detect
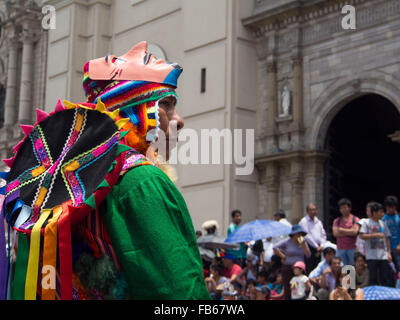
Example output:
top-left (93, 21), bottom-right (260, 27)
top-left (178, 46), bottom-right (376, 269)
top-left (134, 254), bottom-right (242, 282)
top-left (0, 172), bottom-right (9, 181)
top-left (0, 200), bottom-right (6, 300)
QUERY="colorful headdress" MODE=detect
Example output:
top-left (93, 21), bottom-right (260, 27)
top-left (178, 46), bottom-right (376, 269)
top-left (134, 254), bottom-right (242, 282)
top-left (82, 41), bottom-right (182, 152)
top-left (0, 41), bottom-right (183, 300)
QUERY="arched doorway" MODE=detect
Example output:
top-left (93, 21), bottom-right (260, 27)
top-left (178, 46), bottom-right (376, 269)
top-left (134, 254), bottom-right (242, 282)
top-left (323, 93), bottom-right (400, 239)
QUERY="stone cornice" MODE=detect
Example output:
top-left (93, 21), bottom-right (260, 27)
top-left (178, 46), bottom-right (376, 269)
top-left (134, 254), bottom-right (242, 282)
top-left (255, 149), bottom-right (329, 166)
top-left (44, 0), bottom-right (112, 10)
top-left (243, 0), bottom-right (370, 38)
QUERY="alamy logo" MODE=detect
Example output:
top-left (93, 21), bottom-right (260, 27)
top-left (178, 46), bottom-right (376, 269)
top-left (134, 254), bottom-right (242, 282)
top-left (42, 5), bottom-right (56, 30)
top-left (341, 5), bottom-right (356, 30)
top-left (341, 265), bottom-right (356, 289)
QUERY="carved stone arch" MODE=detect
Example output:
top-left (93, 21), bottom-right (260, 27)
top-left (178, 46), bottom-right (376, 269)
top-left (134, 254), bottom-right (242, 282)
top-left (309, 71), bottom-right (400, 150)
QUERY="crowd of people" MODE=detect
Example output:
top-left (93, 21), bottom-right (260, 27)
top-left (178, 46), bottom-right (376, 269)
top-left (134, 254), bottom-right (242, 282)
top-left (198, 196), bottom-right (400, 300)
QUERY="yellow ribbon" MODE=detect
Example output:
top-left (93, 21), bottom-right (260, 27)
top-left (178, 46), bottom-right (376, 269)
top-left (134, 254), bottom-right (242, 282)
top-left (24, 209), bottom-right (52, 300)
top-left (42, 206), bottom-right (63, 300)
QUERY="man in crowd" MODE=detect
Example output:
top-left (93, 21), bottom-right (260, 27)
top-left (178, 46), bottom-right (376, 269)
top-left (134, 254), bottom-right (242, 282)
top-left (227, 210), bottom-right (247, 268)
top-left (221, 253), bottom-right (243, 283)
top-left (332, 198), bottom-right (360, 266)
top-left (309, 247), bottom-right (338, 287)
top-left (356, 201), bottom-right (374, 256)
top-left (299, 203), bottom-right (327, 273)
top-left (272, 209), bottom-right (292, 245)
top-left (382, 195), bottom-right (400, 277)
top-left (360, 202), bottom-right (394, 287)
top-left (316, 256), bottom-right (342, 300)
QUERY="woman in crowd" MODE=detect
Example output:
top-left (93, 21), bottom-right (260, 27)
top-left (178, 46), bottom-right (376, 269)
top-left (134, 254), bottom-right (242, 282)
top-left (273, 225), bottom-right (311, 300)
top-left (235, 254), bottom-right (261, 287)
top-left (354, 252), bottom-right (370, 288)
top-left (329, 271), bottom-right (365, 300)
top-left (205, 263), bottom-right (228, 300)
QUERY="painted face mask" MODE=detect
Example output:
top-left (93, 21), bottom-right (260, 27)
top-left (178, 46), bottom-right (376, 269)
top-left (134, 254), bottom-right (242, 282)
top-left (83, 41), bottom-right (182, 153)
top-left (88, 41), bottom-right (182, 87)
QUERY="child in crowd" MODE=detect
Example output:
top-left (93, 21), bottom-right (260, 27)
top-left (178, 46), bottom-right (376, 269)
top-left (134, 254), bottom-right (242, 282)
top-left (256, 270), bottom-right (269, 287)
top-left (354, 252), bottom-right (369, 288)
top-left (360, 202), bottom-right (394, 287)
top-left (255, 285), bottom-right (271, 300)
top-left (290, 261), bottom-right (311, 300)
top-left (245, 279), bottom-right (257, 300)
top-left (268, 273), bottom-right (285, 300)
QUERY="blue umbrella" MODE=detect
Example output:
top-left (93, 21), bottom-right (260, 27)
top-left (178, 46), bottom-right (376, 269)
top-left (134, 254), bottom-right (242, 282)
top-left (224, 219), bottom-right (291, 243)
top-left (363, 286), bottom-right (400, 300)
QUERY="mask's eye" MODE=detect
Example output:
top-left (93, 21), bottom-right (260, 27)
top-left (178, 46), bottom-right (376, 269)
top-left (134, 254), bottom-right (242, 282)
top-left (144, 52), bottom-right (152, 65)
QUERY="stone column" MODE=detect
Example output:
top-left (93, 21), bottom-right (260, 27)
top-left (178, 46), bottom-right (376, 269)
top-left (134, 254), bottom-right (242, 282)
top-left (265, 161), bottom-right (279, 219)
top-left (291, 57), bottom-right (303, 129)
top-left (290, 158), bottom-right (304, 224)
top-left (4, 33), bottom-right (19, 127)
top-left (18, 27), bottom-right (39, 124)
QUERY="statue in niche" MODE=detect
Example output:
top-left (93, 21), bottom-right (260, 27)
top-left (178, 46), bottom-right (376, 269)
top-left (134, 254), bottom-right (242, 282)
top-left (280, 85), bottom-right (291, 117)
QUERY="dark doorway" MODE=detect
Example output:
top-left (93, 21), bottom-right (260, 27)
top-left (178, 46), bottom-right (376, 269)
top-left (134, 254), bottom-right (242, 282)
top-left (323, 94), bottom-right (400, 240)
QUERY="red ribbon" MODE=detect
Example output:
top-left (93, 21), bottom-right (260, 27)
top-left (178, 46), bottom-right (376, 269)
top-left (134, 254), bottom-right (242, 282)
top-left (58, 201), bottom-right (73, 300)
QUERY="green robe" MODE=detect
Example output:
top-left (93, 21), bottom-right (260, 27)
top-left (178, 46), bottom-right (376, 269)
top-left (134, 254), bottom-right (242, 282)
top-left (102, 164), bottom-right (210, 300)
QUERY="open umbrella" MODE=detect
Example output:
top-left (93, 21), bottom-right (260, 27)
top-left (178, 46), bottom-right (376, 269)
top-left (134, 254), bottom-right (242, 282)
top-left (197, 234), bottom-right (240, 250)
top-left (198, 246), bottom-right (216, 262)
top-left (363, 286), bottom-right (400, 300)
top-left (225, 219), bottom-right (291, 243)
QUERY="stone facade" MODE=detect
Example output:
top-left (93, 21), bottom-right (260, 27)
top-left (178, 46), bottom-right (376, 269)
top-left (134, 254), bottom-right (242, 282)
top-left (243, 0), bottom-right (400, 228)
top-left (0, 0), bottom-right (48, 171)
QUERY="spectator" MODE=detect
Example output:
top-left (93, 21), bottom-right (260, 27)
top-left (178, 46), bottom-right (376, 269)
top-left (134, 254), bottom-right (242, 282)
top-left (272, 209), bottom-right (292, 244)
top-left (220, 254), bottom-right (243, 283)
top-left (255, 285), bottom-right (271, 300)
top-left (273, 225), bottom-right (311, 300)
top-left (309, 247), bottom-right (339, 288)
top-left (329, 272), bottom-right (364, 300)
top-left (268, 273), bottom-right (285, 300)
top-left (196, 230), bottom-right (202, 239)
top-left (299, 203), bottom-right (327, 273)
top-left (202, 220), bottom-right (219, 235)
top-left (317, 256), bottom-right (342, 300)
top-left (205, 263), bottom-right (229, 300)
top-left (382, 195), bottom-right (400, 277)
top-left (273, 209), bottom-right (292, 227)
top-left (262, 237), bottom-right (275, 270)
top-left (247, 239), bottom-right (265, 267)
top-left (245, 279), bottom-right (257, 300)
top-left (354, 252), bottom-right (369, 289)
top-left (360, 202), bottom-right (394, 287)
top-left (290, 261), bottom-right (311, 300)
top-left (332, 198), bottom-right (360, 266)
top-left (356, 202), bottom-right (374, 256)
top-left (235, 254), bottom-right (260, 287)
top-left (221, 282), bottom-right (238, 300)
top-left (256, 270), bottom-right (269, 287)
top-left (227, 210), bottom-right (247, 268)
top-left (266, 254), bottom-right (283, 281)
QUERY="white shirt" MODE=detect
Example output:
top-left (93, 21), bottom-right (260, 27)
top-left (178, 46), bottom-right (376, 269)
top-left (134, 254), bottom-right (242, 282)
top-left (290, 275), bottom-right (309, 299)
top-left (271, 218), bottom-right (292, 245)
top-left (262, 239), bottom-right (274, 263)
top-left (299, 215), bottom-right (327, 249)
